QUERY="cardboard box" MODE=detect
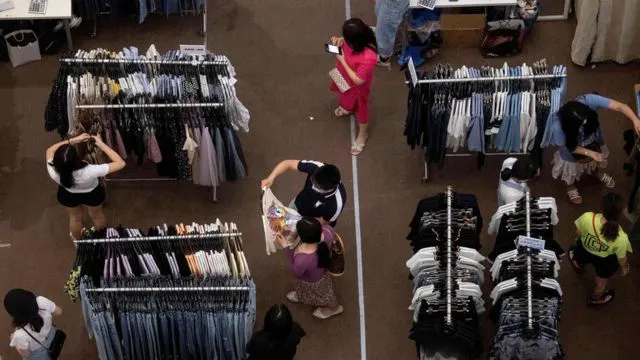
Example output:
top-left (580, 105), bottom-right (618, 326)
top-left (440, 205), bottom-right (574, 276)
top-left (441, 13), bottom-right (485, 48)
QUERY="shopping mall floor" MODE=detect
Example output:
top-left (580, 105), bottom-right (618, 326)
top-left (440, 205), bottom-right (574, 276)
top-left (1, 1), bottom-right (639, 359)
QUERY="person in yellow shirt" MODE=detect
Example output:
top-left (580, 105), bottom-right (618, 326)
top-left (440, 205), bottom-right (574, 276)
top-left (570, 192), bottom-right (632, 305)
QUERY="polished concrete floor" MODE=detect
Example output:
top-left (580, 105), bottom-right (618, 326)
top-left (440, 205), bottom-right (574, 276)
top-left (0, 1), bottom-right (639, 359)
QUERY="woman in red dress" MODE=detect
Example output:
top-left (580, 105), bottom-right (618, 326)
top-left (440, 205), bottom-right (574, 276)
top-left (329, 18), bottom-right (378, 155)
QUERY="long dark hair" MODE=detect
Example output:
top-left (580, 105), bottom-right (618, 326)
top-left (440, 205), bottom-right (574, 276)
top-left (500, 158), bottom-right (536, 181)
top-left (342, 18), bottom-right (378, 54)
top-left (263, 304), bottom-right (293, 340)
top-left (296, 217), bottom-right (330, 269)
top-left (601, 192), bottom-right (623, 241)
top-left (4, 289), bottom-right (44, 332)
top-left (559, 101), bottom-right (599, 151)
top-left (52, 143), bottom-right (87, 188)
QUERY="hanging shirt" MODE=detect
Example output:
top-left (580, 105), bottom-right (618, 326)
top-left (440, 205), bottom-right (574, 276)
top-left (575, 212), bottom-right (633, 258)
top-left (497, 157), bottom-right (529, 207)
top-left (294, 160), bottom-right (347, 226)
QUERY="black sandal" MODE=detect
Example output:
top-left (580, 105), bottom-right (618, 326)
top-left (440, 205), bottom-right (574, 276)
top-left (588, 290), bottom-right (615, 306)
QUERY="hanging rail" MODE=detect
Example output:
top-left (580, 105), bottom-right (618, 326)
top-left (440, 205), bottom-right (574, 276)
top-left (59, 58), bottom-right (228, 65)
top-left (445, 186), bottom-right (453, 326)
top-left (525, 191), bottom-right (533, 330)
top-left (75, 103), bottom-right (223, 109)
top-left (74, 232), bottom-right (242, 244)
top-left (85, 286), bottom-right (250, 292)
top-left (407, 73), bottom-right (566, 85)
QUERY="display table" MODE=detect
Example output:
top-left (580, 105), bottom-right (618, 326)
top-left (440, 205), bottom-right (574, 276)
top-left (409, 0), bottom-right (516, 9)
top-left (0, 0), bottom-right (73, 50)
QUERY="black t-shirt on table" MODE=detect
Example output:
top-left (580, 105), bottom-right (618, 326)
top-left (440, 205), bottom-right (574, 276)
top-left (294, 160), bottom-right (347, 227)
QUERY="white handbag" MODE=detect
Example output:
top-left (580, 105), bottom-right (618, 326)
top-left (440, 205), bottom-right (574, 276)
top-left (4, 30), bottom-right (41, 67)
top-left (329, 68), bottom-right (351, 93)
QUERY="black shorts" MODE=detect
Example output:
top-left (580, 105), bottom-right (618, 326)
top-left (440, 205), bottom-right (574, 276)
top-left (57, 185), bottom-right (105, 208)
top-left (573, 240), bottom-right (619, 278)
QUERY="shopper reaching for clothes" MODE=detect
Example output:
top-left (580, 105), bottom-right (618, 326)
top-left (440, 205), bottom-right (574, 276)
top-left (497, 157), bottom-right (537, 206)
top-left (276, 217), bottom-right (343, 319)
top-left (261, 159), bottom-right (346, 226)
top-left (569, 193), bottom-right (632, 305)
top-left (46, 133), bottom-right (126, 240)
top-left (329, 18), bottom-right (378, 155)
top-left (550, 93), bottom-right (640, 204)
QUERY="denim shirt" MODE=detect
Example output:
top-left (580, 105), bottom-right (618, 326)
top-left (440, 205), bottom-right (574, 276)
top-left (554, 94), bottom-right (612, 162)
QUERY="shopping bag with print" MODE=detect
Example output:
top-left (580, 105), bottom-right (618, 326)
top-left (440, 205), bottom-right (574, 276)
top-left (260, 188), bottom-right (302, 255)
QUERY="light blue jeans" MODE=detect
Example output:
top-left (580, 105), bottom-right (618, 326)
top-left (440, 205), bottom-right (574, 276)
top-left (375, 0), bottom-right (410, 58)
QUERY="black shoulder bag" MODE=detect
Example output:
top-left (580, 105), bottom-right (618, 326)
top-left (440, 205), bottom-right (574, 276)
top-left (21, 326), bottom-right (66, 359)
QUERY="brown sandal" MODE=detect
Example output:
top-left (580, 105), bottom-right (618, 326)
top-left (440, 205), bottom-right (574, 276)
top-left (588, 290), bottom-right (615, 306)
top-left (567, 189), bottom-right (583, 204)
top-left (600, 173), bottom-right (615, 188)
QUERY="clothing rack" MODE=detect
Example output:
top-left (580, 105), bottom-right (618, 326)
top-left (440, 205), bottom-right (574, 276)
top-left (74, 232), bottom-right (242, 244)
top-left (525, 191), bottom-right (533, 330)
top-left (445, 186), bottom-right (453, 326)
top-left (404, 61), bottom-right (568, 182)
top-left (75, 103), bottom-right (223, 109)
top-left (85, 286), bottom-right (250, 292)
top-left (59, 58), bottom-right (227, 65)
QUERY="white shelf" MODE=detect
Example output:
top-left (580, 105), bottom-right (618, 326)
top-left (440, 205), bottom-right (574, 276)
top-left (410, 0), bottom-right (517, 9)
top-left (0, 0), bottom-right (72, 20)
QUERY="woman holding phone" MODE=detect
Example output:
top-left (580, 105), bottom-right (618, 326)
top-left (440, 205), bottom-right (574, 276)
top-left (329, 18), bottom-right (378, 155)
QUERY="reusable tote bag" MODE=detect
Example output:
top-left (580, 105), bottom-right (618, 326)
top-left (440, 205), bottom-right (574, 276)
top-left (260, 188), bottom-right (302, 255)
top-left (4, 30), bottom-right (41, 67)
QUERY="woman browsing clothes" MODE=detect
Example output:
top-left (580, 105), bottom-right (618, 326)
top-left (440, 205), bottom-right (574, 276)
top-left (276, 217), bottom-right (343, 319)
top-left (497, 157), bottom-right (537, 206)
top-left (46, 133), bottom-right (126, 240)
top-left (550, 93), bottom-right (640, 204)
top-left (329, 18), bottom-right (378, 155)
top-left (569, 193), bottom-right (632, 305)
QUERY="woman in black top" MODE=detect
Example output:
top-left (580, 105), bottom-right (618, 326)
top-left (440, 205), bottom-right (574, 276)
top-left (247, 304), bottom-right (305, 360)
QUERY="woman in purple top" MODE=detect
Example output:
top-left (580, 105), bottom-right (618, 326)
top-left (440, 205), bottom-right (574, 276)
top-left (550, 93), bottom-right (640, 204)
top-left (276, 217), bottom-right (343, 320)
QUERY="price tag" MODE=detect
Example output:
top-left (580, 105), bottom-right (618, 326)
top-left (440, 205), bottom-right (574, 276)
top-left (179, 44), bottom-right (207, 57)
top-left (517, 235), bottom-right (545, 250)
top-left (408, 57), bottom-right (418, 87)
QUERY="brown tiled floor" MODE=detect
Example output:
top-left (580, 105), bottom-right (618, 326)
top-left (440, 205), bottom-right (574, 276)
top-left (0, 1), bottom-right (639, 359)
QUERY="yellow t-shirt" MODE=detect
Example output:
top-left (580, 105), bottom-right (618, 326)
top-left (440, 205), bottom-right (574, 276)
top-left (574, 212), bottom-right (633, 258)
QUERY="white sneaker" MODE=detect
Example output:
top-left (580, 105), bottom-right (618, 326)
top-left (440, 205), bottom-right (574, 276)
top-left (70, 15), bottom-right (82, 28)
top-left (53, 21), bottom-right (64, 32)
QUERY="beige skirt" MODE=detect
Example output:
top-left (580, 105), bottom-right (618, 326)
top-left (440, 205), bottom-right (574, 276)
top-left (295, 273), bottom-right (338, 308)
top-left (551, 145), bottom-right (609, 185)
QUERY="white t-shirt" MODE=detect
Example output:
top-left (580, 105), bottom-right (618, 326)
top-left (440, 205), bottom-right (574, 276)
top-left (497, 157), bottom-right (529, 206)
top-left (9, 296), bottom-right (56, 352)
top-left (47, 160), bottom-right (109, 193)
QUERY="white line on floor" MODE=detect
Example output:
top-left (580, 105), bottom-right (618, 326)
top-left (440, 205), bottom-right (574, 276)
top-left (350, 116), bottom-right (367, 360)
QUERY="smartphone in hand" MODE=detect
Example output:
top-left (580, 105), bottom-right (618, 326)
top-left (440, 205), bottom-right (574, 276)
top-left (324, 43), bottom-right (342, 55)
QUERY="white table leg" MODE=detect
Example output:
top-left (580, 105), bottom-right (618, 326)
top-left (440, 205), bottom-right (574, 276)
top-left (63, 18), bottom-right (73, 50)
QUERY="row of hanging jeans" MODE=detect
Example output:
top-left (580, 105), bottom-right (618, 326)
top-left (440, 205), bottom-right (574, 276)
top-left (406, 190), bottom-right (484, 360)
top-left (488, 240), bottom-right (564, 359)
top-left (72, 0), bottom-right (204, 23)
top-left (45, 46), bottom-right (250, 184)
top-left (403, 59), bottom-right (567, 170)
top-left (487, 197), bottom-right (566, 262)
top-left (70, 220), bottom-right (255, 360)
top-left (79, 277), bottom-right (256, 360)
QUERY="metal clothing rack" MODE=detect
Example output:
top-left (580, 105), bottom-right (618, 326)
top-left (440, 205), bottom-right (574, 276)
top-left (524, 191), bottom-right (533, 329)
top-left (445, 186), bottom-right (453, 326)
top-left (414, 72), bottom-right (568, 182)
top-left (64, 56), bottom-right (232, 202)
top-left (74, 232), bottom-right (242, 244)
top-left (85, 286), bottom-right (249, 292)
top-left (59, 58), bottom-right (227, 65)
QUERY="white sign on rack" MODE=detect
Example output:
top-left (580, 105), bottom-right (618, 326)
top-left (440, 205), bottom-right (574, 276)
top-left (517, 235), bottom-right (546, 250)
top-left (408, 57), bottom-right (418, 87)
top-left (179, 44), bottom-right (206, 57)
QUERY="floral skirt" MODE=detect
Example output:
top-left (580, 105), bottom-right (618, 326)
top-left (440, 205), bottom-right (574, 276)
top-left (551, 145), bottom-right (609, 185)
top-left (295, 273), bottom-right (338, 308)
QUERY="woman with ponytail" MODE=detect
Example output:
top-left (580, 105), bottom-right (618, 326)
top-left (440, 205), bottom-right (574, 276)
top-left (46, 133), bottom-right (125, 240)
top-left (4, 289), bottom-right (62, 359)
top-left (275, 217), bottom-right (343, 319)
top-left (246, 304), bottom-right (305, 360)
top-left (497, 157), bottom-right (536, 206)
top-left (570, 193), bottom-right (633, 305)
